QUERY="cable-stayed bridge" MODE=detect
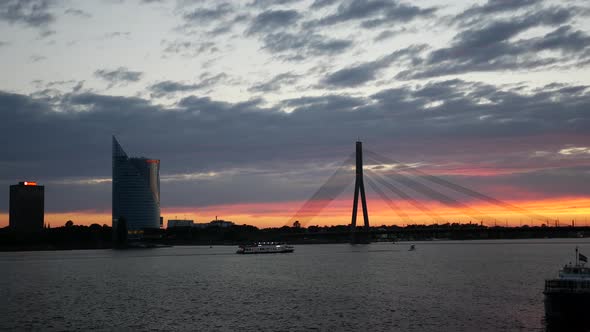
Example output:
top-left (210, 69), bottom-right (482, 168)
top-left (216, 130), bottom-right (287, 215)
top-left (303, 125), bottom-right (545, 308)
top-left (289, 141), bottom-right (549, 244)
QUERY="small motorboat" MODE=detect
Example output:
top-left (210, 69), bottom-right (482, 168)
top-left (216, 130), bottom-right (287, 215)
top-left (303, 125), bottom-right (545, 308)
top-left (409, 245), bottom-right (415, 251)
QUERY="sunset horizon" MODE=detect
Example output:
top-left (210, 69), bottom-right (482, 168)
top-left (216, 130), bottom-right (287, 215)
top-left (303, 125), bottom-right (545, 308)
top-left (2, 195), bottom-right (589, 229)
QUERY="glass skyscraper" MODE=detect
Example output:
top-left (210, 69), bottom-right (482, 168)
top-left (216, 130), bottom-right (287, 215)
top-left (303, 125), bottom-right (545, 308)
top-left (112, 136), bottom-right (160, 237)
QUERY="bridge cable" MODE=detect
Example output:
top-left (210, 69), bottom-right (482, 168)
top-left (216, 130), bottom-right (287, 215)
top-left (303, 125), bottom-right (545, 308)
top-left (287, 153), bottom-right (355, 227)
top-left (365, 169), bottom-right (445, 224)
top-left (364, 176), bottom-right (412, 224)
top-left (365, 150), bottom-right (547, 223)
top-left (366, 155), bottom-right (494, 224)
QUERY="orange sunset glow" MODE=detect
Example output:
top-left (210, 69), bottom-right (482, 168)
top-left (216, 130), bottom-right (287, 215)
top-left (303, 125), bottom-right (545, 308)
top-left (3, 196), bottom-right (589, 229)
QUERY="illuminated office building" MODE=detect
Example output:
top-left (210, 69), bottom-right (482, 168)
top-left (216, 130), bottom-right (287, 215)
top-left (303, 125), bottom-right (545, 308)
top-left (112, 136), bottom-right (160, 237)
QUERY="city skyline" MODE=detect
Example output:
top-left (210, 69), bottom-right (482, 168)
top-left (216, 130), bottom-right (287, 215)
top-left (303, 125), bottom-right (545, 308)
top-left (1, 0), bottom-right (590, 227)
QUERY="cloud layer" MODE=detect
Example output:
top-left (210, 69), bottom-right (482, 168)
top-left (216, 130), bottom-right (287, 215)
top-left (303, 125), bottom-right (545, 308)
top-left (1, 77), bottom-right (589, 215)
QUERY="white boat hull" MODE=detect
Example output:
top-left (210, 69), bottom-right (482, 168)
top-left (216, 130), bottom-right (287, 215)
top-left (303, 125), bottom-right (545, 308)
top-left (236, 244), bottom-right (294, 254)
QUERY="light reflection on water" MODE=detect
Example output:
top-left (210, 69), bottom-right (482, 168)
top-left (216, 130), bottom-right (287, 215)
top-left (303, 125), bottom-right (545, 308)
top-left (2, 239), bottom-right (590, 331)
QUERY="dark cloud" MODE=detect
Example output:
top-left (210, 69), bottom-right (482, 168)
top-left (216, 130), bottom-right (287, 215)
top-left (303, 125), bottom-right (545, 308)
top-left (312, 0), bottom-right (436, 29)
top-left (373, 28), bottom-right (406, 41)
top-left (149, 81), bottom-right (202, 98)
top-left (204, 13), bottom-right (250, 36)
top-left (322, 62), bottom-right (383, 87)
top-left (64, 8), bottom-right (91, 18)
top-left (29, 54), bottom-right (46, 62)
top-left (0, 0), bottom-right (55, 28)
top-left (182, 3), bottom-right (232, 25)
top-left (262, 31), bottom-right (352, 60)
top-left (248, 0), bottom-right (300, 7)
top-left (247, 9), bottom-right (300, 35)
top-left (149, 73), bottom-right (228, 98)
top-left (526, 25), bottom-right (590, 54)
top-left (397, 7), bottom-right (590, 79)
top-left (455, 0), bottom-right (542, 25)
top-left (1, 79), bottom-right (589, 212)
top-left (310, 0), bottom-right (338, 9)
top-left (177, 2), bottom-right (250, 37)
top-left (34, 79), bottom-right (75, 88)
top-left (451, 7), bottom-right (573, 48)
top-left (38, 29), bottom-right (55, 38)
top-left (249, 73), bottom-right (300, 93)
top-left (162, 40), bottom-right (219, 57)
top-left (94, 67), bottom-right (143, 88)
top-left (283, 94), bottom-right (366, 114)
top-left (321, 45), bottom-right (427, 87)
top-left (102, 31), bottom-right (131, 39)
top-left (72, 81), bottom-right (84, 93)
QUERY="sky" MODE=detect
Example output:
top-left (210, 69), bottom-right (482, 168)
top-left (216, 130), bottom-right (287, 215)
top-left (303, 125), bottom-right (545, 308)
top-left (1, 0), bottom-right (590, 228)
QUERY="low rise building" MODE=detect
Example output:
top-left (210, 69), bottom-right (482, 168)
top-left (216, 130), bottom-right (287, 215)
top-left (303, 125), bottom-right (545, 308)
top-left (167, 219), bottom-right (194, 228)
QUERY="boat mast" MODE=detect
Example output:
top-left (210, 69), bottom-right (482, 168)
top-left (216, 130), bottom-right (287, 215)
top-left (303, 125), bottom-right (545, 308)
top-left (576, 246), bottom-right (579, 265)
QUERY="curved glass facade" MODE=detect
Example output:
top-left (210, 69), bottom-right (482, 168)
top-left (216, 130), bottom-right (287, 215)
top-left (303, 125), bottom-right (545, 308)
top-left (112, 137), bottom-right (160, 235)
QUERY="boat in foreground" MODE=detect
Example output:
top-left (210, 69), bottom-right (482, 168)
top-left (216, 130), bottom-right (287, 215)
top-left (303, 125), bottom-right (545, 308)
top-left (236, 242), bottom-right (294, 254)
top-left (544, 248), bottom-right (590, 323)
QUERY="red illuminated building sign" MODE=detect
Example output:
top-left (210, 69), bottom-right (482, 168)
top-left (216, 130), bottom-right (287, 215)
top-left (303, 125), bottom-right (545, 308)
top-left (23, 181), bottom-right (37, 186)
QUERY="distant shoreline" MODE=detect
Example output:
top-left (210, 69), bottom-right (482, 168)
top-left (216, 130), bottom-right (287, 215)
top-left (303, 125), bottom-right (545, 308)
top-left (2, 224), bottom-right (589, 252)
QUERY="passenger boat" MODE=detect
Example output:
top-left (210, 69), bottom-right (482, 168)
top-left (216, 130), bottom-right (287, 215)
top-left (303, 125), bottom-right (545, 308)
top-left (236, 242), bottom-right (294, 254)
top-left (544, 248), bottom-right (590, 322)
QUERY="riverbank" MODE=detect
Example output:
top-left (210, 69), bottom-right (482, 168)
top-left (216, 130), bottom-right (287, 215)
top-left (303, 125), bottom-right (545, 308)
top-left (2, 224), bottom-right (589, 252)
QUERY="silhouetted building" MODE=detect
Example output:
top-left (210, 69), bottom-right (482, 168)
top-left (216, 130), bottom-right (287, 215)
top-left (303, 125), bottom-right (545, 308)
top-left (209, 218), bottom-right (234, 228)
top-left (167, 219), bottom-right (194, 228)
top-left (112, 137), bottom-right (160, 239)
top-left (9, 181), bottom-right (44, 232)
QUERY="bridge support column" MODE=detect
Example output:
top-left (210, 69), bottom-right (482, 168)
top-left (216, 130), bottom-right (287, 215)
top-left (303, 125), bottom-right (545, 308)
top-left (351, 141), bottom-right (370, 243)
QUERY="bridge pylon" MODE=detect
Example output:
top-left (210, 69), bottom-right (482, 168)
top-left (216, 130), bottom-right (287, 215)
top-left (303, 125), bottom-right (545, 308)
top-left (351, 141), bottom-right (370, 244)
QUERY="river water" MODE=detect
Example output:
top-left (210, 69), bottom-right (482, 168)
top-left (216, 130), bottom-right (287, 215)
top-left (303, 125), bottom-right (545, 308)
top-left (1, 239), bottom-right (590, 331)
